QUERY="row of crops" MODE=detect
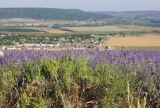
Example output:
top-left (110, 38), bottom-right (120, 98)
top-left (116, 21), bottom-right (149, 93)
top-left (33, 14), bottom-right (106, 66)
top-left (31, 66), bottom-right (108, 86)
top-left (0, 49), bottom-right (160, 108)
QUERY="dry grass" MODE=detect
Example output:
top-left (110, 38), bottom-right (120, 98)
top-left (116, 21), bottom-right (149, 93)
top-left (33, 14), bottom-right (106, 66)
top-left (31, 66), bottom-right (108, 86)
top-left (40, 28), bottom-right (68, 34)
top-left (104, 34), bottom-right (160, 47)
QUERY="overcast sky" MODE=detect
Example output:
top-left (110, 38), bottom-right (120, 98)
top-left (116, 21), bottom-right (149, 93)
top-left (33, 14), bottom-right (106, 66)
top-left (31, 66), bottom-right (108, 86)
top-left (0, 0), bottom-right (159, 11)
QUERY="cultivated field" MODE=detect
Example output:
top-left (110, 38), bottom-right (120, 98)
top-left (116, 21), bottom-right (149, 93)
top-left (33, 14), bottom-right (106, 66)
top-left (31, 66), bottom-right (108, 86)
top-left (39, 27), bottom-right (68, 34)
top-left (0, 27), bottom-right (70, 35)
top-left (63, 25), bottom-right (160, 34)
top-left (104, 34), bottom-right (160, 48)
top-left (0, 49), bottom-right (160, 107)
top-left (63, 25), bottom-right (136, 33)
top-left (1, 25), bottom-right (160, 35)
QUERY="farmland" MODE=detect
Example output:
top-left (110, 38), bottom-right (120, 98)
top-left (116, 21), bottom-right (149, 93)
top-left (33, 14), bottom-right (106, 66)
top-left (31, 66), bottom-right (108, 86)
top-left (63, 25), bottom-right (160, 34)
top-left (1, 24), bottom-right (160, 50)
top-left (0, 49), bottom-right (160, 107)
top-left (104, 34), bottom-right (160, 49)
top-left (63, 26), bottom-right (136, 34)
top-left (40, 27), bottom-right (68, 34)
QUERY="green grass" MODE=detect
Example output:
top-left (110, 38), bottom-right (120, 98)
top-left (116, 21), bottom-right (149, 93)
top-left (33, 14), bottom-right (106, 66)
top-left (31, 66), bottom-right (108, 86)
top-left (63, 26), bottom-right (139, 34)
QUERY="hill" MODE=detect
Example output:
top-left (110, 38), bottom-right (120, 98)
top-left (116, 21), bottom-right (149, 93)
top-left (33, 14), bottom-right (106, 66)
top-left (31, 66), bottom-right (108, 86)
top-left (97, 11), bottom-right (160, 26)
top-left (0, 8), bottom-right (112, 20)
top-left (0, 8), bottom-right (160, 26)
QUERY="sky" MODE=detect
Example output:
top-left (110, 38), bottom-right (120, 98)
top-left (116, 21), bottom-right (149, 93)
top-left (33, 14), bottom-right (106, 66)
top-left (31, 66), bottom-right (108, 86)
top-left (0, 0), bottom-right (159, 11)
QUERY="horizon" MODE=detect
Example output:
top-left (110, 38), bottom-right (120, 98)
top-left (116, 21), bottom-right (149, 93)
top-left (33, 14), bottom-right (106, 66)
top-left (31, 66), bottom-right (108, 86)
top-left (0, 0), bottom-right (159, 11)
top-left (0, 7), bottom-right (160, 12)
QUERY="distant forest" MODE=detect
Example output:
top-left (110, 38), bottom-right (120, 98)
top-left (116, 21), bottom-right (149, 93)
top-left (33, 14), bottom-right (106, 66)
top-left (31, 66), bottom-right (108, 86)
top-left (0, 8), bottom-right (160, 26)
top-left (0, 8), bottom-right (112, 20)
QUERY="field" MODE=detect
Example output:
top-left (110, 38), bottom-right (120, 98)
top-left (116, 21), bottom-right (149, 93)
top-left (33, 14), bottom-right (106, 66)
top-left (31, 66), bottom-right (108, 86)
top-left (1, 25), bottom-right (160, 36)
top-left (39, 27), bottom-right (68, 34)
top-left (63, 25), bottom-right (136, 34)
top-left (0, 21), bottom-right (160, 108)
top-left (0, 27), bottom-right (66, 36)
top-left (104, 34), bottom-right (160, 49)
top-left (63, 25), bottom-right (160, 34)
top-left (0, 49), bottom-right (159, 108)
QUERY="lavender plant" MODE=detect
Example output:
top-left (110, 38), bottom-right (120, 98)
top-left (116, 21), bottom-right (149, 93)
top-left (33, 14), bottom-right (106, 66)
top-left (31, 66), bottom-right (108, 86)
top-left (0, 49), bottom-right (159, 107)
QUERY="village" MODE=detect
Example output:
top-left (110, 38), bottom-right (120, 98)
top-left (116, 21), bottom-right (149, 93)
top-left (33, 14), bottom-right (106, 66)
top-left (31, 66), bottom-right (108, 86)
top-left (0, 32), bottom-right (105, 50)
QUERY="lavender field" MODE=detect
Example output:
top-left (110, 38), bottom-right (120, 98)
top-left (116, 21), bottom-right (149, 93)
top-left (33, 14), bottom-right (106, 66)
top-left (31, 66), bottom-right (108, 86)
top-left (0, 49), bottom-right (160, 108)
